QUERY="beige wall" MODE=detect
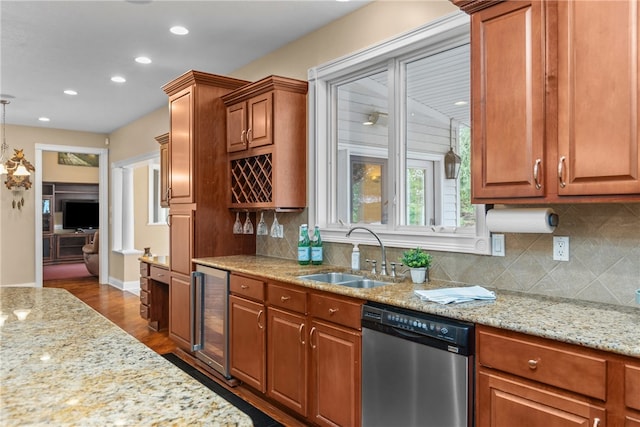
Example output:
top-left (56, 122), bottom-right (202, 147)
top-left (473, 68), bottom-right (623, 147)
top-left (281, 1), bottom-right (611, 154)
top-left (0, 125), bottom-right (106, 285)
top-left (42, 151), bottom-right (99, 183)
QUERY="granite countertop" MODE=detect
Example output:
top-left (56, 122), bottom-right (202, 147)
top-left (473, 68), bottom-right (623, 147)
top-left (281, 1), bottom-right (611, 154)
top-left (140, 255), bottom-right (170, 269)
top-left (0, 287), bottom-right (252, 426)
top-left (195, 255), bottom-right (640, 359)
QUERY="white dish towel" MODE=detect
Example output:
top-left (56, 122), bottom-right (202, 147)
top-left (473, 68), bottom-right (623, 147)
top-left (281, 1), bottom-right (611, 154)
top-left (414, 285), bottom-right (496, 305)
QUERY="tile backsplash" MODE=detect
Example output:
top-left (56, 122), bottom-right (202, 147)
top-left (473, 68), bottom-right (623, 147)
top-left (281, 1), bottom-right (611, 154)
top-left (256, 204), bottom-right (640, 307)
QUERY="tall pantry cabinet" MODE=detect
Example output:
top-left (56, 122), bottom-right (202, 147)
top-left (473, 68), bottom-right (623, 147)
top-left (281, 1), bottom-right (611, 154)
top-left (162, 70), bottom-right (255, 350)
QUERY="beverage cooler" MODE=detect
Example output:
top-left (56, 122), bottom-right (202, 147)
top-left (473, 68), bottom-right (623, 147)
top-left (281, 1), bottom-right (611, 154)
top-left (190, 264), bottom-right (231, 378)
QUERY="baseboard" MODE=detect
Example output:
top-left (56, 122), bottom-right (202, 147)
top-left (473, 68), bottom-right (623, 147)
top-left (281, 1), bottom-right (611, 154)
top-left (107, 277), bottom-right (140, 295)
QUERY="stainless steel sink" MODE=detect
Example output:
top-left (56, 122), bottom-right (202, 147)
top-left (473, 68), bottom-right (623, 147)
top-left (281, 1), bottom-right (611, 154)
top-left (298, 272), bottom-right (365, 284)
top-left (297, 272), bottom-right (390, 289)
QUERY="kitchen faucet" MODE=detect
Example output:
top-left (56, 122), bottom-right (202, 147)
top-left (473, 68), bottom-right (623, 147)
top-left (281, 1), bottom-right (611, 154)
top-left (345, 226), bottom-right (388, 276)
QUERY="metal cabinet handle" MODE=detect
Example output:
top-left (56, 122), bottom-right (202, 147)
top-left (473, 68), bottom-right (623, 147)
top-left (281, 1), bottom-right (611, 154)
top-left (299, 323), bottom-right (305, 345)
top-left (257, 310), bottom-right (264, 329)
top-left (310, 326), bottom-right (317, 349)
top-left (533, 159), bottom-right (542, 190)
top-left (328, 308), bottom-right (339, 315)
top-left (593, 417), bottom-right (600, 427)
top-left (281, 295), bottom-right (291, 302)
top-left (240, 284), bottom-right (249, 289)
top-left (247, 128), bottom-right (252, 143)
top-left (240, 130), bottom-right (246, 144)
top-left (528, 359), bottom-right (539, 370)
top-left (558, 156), bottom-right (567, 188)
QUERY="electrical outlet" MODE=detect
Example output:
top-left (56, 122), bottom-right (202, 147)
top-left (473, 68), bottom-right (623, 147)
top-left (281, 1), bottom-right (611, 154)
top-left (553, 236), bottom-right (569, 261)
top-left (492, 234), bottom-right (505, 257)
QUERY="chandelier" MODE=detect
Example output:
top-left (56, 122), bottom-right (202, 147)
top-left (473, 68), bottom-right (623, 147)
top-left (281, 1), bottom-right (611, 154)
top-left (0, 99), bottom-right (35, 209)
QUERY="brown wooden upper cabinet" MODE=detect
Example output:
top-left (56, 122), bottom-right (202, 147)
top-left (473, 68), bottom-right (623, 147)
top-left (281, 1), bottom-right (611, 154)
top-left (454, 0), bottom-right (640, 203)
top-left (222, 75), bottom-right (308, 210)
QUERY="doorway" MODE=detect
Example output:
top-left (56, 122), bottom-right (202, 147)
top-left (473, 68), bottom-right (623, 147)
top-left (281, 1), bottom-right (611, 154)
top-left (34, 144), bottom-right (108, 287)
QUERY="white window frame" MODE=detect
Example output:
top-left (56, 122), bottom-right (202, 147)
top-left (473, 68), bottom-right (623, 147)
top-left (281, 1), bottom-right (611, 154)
top-left (307, 12), bottom-right (490, 255)
top-left (148, 164), bottom-right (168, 225)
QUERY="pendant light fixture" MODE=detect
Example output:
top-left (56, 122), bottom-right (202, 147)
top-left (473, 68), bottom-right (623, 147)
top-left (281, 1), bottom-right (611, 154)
top-left (444, 118), bottom-right (461, 180)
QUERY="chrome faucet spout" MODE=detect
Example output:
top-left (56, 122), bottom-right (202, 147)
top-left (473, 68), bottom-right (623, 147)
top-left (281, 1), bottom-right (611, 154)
top-left (345, 226), bottom-right (387, 276)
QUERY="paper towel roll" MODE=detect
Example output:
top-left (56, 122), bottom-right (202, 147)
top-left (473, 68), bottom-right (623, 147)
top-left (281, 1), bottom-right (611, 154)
top-left (486, 208), bottom-right (558, 233)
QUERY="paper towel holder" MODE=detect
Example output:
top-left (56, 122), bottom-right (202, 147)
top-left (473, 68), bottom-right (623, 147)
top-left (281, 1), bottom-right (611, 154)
top-left (485, 207), bottom-right (560, 234)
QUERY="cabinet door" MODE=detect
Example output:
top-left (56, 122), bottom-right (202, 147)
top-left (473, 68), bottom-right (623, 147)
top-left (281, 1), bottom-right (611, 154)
top-left (309, 319), bottom-right (361, 427)
top-left (227, 102), bottom-right (247, 152)
top-left (56, 234), bottom-right (90, 261)
top-left (169, 273), bottom-right (192, 350)
top-left (247, 92), bottom-right (273, 149)
top-left (169, 205), bottom-right (193, 277)
top-left (471, 1), bottom-right (546, 200)
top-left (169, 87), bottom-right (194, 203)
top-left (477, 370), bottom-right (606, 427)
top-left (43, 235), bottom-right (54, 264)
top-left (229, 295), bottom-right (266, 392)
top-left (267, 306), bottom-right (308, 416)
top-left (557, 0), bottom-right (640, 196)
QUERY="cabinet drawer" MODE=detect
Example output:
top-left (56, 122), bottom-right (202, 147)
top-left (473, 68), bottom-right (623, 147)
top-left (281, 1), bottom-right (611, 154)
top-left (140, 277), bottom-right (150, 292)
top-left (230, 274), bottom-right (265, 301)
top-left (478, 328), bottom-right (607, 400)
top-left (626, 364), bottom-right (640, 411)
top-left (268, 283), bottom-right (306, 313)
top-left (140, 262), bottom-right (150, 276)
top-left (309, 293), bottom-right (361, 330)
top-left (150, 266), bottom-right (169, 284)
top-left (140, 290), bottom-right (150, 306)
top-left (139, 304), bottom-right (149, 319)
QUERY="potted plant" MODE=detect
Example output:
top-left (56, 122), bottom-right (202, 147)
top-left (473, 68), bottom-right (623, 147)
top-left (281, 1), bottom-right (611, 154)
top-left (400, 247), bottom-right (432, 284)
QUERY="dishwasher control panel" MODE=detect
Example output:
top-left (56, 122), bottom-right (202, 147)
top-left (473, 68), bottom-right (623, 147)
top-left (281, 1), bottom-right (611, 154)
top-left (362, 303), bottom-right (472, 348)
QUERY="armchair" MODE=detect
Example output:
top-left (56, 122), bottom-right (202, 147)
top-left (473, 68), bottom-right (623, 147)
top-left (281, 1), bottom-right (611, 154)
top-left (82, 231), bottom-right (99, 276)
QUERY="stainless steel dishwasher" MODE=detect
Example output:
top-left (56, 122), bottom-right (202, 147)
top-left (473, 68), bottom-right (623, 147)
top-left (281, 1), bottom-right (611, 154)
top-left (361, 302), bottom-right (474, 427)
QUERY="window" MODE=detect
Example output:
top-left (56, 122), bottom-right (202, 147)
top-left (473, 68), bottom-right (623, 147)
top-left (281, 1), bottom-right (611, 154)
top-left (148, 164), bottom-right (168, 225)
top-left (308, 12), bottom-right (490, 254)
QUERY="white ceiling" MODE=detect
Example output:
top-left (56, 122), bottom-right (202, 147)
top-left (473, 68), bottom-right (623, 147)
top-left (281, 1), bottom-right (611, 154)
top-left (0, 0), bottom-right (369, 134)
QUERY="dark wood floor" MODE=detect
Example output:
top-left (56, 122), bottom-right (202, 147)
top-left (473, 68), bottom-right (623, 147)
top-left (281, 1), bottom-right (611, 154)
top-left (44, 276), bottom-right (306, 427)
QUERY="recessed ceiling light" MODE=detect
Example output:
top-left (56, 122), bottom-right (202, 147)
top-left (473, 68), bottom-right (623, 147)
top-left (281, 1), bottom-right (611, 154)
top-left (64, 89), bottom-right (78, 95)
top-left (111, 76), bottom-right (126, 83)
top-left (454, 101), bottom-right (468, 106)
top-left (135, 56), bottom-right (152, 64)
top-left (39, 117), bottom-right (50, 122)
top-left (170, 26), bottom-right (189, 35)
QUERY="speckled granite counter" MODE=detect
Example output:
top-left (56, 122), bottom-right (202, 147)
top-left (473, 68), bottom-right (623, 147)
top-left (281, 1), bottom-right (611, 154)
top-left (195, 255), bottom-right (640, 359)
top-left (139, 255), bottom-right (169, 269)
top-left (0, 287), bottom-right (252, 426)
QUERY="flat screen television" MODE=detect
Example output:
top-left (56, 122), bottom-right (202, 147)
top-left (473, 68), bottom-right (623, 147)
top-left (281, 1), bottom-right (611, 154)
top-left (62, 200), bottom-right (99, 230)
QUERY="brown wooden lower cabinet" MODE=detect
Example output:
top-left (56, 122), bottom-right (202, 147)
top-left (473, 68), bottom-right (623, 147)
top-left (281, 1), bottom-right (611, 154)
top-left (229, 294), bottom-right (266, 392)
top-left (228, 273), bottom-right (362, 427)
top-left (477, 325), bottom-right (640, 427)
top-left (169, 272), bottom-right (192, 350)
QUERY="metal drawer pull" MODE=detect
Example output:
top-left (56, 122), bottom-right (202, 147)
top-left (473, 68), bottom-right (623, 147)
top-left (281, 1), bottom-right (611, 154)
top-left (310, 326), bottom-right (317, 349)
top-left (328, 308), bottom-right (339, 315)
top-left (281, 295), bottom-right (291, 302)
top-left (533, 159), bottom-right (542, 189)
top-left (558, 156), bottom-right (566, 188)
top-left (299, 323), bottom-right (305, 345)
top-left (257, 310), bottom-right (264, 329)
top-left (593, 417), bottom-right (600, 427)
top-left (240, 284), bottom-right (249, 289)
top-left (527, 359), bottom-right (539, 370)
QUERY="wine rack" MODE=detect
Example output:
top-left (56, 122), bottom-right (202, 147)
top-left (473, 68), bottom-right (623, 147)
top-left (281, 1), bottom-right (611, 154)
top-left (231, 153), bottom-right (273, 205)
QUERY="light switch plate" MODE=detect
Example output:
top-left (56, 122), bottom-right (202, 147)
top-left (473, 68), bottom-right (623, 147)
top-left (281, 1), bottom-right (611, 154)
top-left (492, 234), bottom-right (505, 257)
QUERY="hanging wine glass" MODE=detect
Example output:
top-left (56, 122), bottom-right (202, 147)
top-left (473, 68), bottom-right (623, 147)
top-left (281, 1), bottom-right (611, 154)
top-left (243, 212), bottom-right (254, 234)
top-left (257, 211), bottom-right (268, 235)
top-left (270, 211), bottom-right (280, 238)
top-left (233, 212), bottom-right (243, 234)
